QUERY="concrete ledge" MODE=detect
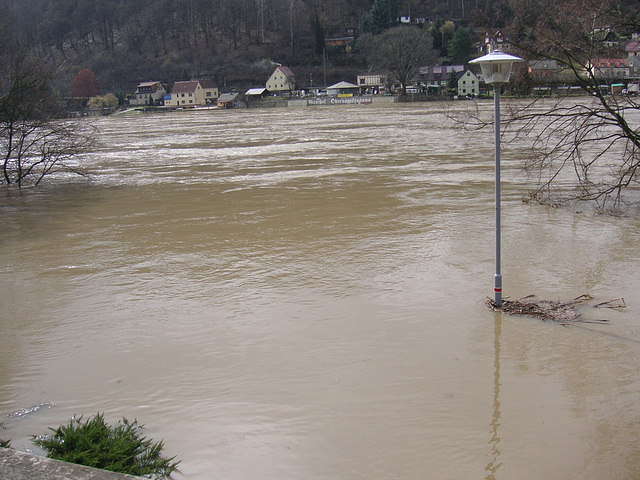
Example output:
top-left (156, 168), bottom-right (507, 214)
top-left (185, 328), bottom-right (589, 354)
top-left (0, 448), bottom-right (146, 479)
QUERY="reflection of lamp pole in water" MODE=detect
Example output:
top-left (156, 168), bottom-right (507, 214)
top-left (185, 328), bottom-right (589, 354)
top-left (485, 313), bottom-right (503, 480)
top-left (469, 51), bottom-right (524, 307)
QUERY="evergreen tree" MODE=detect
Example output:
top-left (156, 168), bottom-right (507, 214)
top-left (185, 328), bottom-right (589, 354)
top-left (448, 27), bottom-right (474, 65)
top-left (447, 70), bottom-right (459, 94)
top-left (360, 0), bottom-right (398, 35)
top-left (312, 12), bottom-right (325, 58)
top-left (431, 18), bottom-right (444, 55)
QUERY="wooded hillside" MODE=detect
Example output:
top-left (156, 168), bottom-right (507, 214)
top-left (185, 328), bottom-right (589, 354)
top-left (1, 0), bottom-right (502, 96)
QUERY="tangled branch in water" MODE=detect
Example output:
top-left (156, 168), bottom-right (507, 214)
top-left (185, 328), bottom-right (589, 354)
top-left (486, 294), bottom-right (625, 324)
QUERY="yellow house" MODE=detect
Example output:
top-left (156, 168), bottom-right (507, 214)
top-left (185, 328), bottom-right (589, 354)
top-left (265, 66), bottom-right (295, 93)
top-left (165, 79), bottom-right (219, 107)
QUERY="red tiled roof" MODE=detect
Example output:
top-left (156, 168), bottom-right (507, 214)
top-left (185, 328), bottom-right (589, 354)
top-left (591, 58), bottom-right (629, 68)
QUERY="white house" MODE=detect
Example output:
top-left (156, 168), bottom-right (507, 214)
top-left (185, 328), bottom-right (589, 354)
top-left (266, 66), bottom-right (296, 93)
top-left (457, 70), bottom-right (479, 97)
top-left (129, 81), bottom-right (166, 106)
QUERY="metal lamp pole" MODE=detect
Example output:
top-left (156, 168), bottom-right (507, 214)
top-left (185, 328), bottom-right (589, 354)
top-left (493, 83), bottom-right (503, 306)
top-left (469, 51), bottom-right (524, 307)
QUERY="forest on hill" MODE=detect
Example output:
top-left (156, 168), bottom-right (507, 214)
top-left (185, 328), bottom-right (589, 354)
top-left (1, 0), bottom-right (506, 97)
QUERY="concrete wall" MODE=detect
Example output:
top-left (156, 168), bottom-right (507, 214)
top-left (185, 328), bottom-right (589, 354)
top-left (0, 448), bottom-right (146, 480)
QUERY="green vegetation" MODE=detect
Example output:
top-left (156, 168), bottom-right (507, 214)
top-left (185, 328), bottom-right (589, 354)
top-left (33, 413), bottom-right (179, 480)
top-left (0, 422), bottom-right (9, 447)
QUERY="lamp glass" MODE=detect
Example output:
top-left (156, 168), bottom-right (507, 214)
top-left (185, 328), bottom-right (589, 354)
top-left (469, 51), bottom-right (524, 85)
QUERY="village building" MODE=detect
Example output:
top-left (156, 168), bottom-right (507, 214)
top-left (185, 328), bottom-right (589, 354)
top-left (164, 79), bottom-right (218, 107)
top-left (326, 81), bottom-right (360, 96)
top-left (626, 41), bottom-right (640, 58)
top-left (483, 29), bottom-right (514, 53)
top-left (324, 37), bottom-right (354, 46)
top-left (217, 92), bottom-right (240, 109)
top-left (357, 74), bottom-right (387, 94)
top-left (266, 66), bottom-right (296, 94)
top-left (529, 59), bottom-right (560, 82)
top-left (457, 70), bottom-right (479, 97)
top-left (628, 55), bottom-right (640, 78)
top-left (129, 81), bottom-right (166, 106)
top-left (419, 65), bottom-right (464, 92)
top-left (245, 88), bottom-right (269, 98)
top-left (592, 27), bottom-right (619, 48)
top-left (587, 58), bottom-right (630, 81)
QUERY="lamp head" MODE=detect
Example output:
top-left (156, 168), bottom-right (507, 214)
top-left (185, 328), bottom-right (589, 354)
top-left (469, 51), bottom-right (524, 85)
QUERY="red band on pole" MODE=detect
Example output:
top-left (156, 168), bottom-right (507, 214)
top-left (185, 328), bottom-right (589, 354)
top-left (494, 288), bottom-right (502, 293)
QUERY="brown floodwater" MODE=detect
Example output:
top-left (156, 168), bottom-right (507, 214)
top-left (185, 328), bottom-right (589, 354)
top-left (1, 103), bottom-right (639, 479)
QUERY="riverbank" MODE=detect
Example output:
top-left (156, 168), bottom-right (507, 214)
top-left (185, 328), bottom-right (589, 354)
top-left (0, 448), bottom-right (145, 480)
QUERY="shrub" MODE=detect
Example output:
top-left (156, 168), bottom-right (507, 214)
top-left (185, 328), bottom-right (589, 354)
top-left (0, 422), bottom-right (10, 448)
top-left (33, 413), bottom-right (179, 479)
top-left (87, 93), bottom-right (119, 110)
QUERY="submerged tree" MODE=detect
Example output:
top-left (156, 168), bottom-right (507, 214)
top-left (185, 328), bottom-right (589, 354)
top-left (499, 0), bottom-right (640, 211)
top-left (0, 27), bottom-right (94, 187)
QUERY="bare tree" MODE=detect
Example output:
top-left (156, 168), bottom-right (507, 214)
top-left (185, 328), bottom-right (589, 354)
top-left (0, 31), bottom-right (94, 187)
top-left (499, 0), bottom-right (640, 211)
top-left (365, 26), bottom-right (438, 95)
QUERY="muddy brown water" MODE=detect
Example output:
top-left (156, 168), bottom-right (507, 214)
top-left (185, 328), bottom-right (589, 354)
top-left (1, 103), bottom-right (639, 479)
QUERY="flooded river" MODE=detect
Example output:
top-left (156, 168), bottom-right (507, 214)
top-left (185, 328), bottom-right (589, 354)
top-left (1, 103), bottom-right (639, 479)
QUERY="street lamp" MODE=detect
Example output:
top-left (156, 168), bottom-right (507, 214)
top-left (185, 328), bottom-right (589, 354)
top-left (469, 50), bottom-right (524, 307)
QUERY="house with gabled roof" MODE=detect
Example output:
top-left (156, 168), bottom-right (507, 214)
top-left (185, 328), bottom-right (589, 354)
top-left (327, 81), bottom-right (360, 96)
top-left (266, 66), bottom-right (296, 94)
top-left (529, 60), bottom-right (560, 82)
top-left (456, 70), bottom-right (479, 97)
top-left (130, 81), bottom-right (167, 106)
top-left (484, 29), bottom-right (514, 53)
top-left (246, 87), bottom-right (269, 97)
top-left (627, 55), bottom-right (640, 78)
top-left (217, 92), bottom-right (240, 109)
top-left (625, 41), bottom-right (640, 58)
top-left (165, 79), bottom-right (219, 107)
